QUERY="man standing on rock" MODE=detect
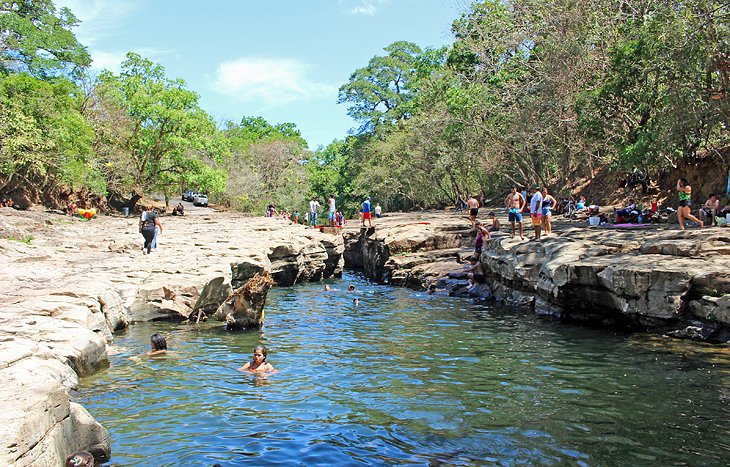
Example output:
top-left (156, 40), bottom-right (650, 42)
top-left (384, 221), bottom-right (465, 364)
top-left (309, 196), bottom-right (320, 227)
top-left (467, 194), bottom-right (480, 229)
top-left (362, 196), bottom-right (373, 228)
top-left (529, 185), bottom-right (543, 240)
top-left (328, 194), bottom-right (336, 227)
top-left (504, 187), bottom-right (525, 240)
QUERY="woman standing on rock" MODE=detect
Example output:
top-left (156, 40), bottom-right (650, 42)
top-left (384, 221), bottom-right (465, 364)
top-left (139, 209), bottom-right (163, 254)
top-left (676, 178), bottom-right (703, 230)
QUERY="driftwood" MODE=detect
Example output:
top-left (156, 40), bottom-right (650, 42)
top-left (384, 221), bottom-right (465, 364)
top-left (213, 271), bottom-right (275, 330)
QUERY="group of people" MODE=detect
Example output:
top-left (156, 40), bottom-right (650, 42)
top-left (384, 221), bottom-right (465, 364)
top-left (503, 185), bottom-right (558, 241)
top-left (1, 197), bottom-right (15, 208)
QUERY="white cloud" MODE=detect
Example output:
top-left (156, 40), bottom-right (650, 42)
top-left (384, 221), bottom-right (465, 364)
top-left (87, 48), bottom-right (174, 73)
top-left (351, 3), bottom-right (376, 15)
top-left (212, 58), bottom-right (337, 106)
top-left (89, 51), bottom-right (126, 72)
top-left (55, 0), bottom-right (140, 46)
top-left (340, 0), bottom-right (391, 16)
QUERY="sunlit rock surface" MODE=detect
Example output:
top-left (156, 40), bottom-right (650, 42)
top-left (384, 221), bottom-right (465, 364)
top-left (345, 211), bottom-right (730, 343)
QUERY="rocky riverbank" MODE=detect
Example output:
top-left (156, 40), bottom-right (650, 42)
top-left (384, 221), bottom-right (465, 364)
top-left (344, 211), bottom-right (730, 343)
top-left (0, 206), bottom-right (343, 466)
top-left (2, 206), bottom-right (729, 464)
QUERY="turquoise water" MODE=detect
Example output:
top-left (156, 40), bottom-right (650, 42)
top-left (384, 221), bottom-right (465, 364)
top-left (78, 273), bottom-right (730, 466)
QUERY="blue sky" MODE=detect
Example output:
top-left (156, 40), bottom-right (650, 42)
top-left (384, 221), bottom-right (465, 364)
top-left (55, 0), bottom-right (464, 149)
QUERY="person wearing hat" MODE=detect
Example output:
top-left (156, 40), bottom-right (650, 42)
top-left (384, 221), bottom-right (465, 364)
top-left (362, 196), bottom-right (373, 228)
top-left (529, 185), bottom-right (543, 240)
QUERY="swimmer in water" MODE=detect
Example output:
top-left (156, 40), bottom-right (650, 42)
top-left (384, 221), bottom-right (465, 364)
top-left (238, 345), bottom-right (277, 373)
top-left (146, 333), bottom-right (167, 357)
top-left (324, 284), bottom-right (331, 291)
top-left (347, 284), bottom-right (355, 292)
top-left (353, 298), bottom-right (360, 306)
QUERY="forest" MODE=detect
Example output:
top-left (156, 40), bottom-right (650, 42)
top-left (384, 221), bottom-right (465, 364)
top-left (1, 0), bottom-right (728, 215)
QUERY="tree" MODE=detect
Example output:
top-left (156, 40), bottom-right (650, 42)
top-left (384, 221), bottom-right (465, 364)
top-left (0, 72), bottom-right (98, 199)
top-left (219, 116), bottom-right (309, 213)
top-left (338, 41), bottom-right (423, 133)
top-left (0, 0), bottom-right (91, 78)
top-left (95, 52), bottom-right (227, 207)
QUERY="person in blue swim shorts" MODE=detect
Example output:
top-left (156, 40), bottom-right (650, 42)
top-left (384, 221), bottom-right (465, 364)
top-left (504, 187), bottom-right (526, 240)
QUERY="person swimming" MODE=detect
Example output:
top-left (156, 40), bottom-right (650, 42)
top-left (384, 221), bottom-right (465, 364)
top-left (238, 345), bottom-right (277, 373)
top-left (324, 284), bottom-right (331, 291)
top-left (347, 284), bottom-right (355, 292)
top-left (146, 333), bottom-right (167, 357)
top-left (65, 450), bottom-right (94, 467)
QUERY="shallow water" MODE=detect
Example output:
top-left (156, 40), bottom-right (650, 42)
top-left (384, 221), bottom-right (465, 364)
top-left (78, 272), bottom-right (730, 466)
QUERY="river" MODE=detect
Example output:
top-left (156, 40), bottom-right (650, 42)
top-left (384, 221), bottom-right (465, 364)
top-left (77, 272), bottom-right (730, 466)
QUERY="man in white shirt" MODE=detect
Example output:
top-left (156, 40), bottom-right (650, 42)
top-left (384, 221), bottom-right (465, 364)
top-left (328, 194), bottom-right (336, 226)
top-left (309, 197), bottom-right (320, 227)
top-left (529, 185), bottom-right (543, 240)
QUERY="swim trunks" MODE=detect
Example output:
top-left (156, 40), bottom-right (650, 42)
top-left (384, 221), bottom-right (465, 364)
top-left (508, 208), bottom-right (522, 223)
top-left (531, 213), bottom-right (542, 225)
top-left (470, 208), bottom-right (479, 216)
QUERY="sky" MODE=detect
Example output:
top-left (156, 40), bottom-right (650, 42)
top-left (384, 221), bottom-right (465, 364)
top-left (55, 0), bottom-right (466, 149)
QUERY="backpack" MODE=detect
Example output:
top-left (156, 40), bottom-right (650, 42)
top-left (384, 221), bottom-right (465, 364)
top-left (141, 212), bottom-right (156, 230)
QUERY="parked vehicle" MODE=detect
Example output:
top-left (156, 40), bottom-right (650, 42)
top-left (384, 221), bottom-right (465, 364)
top-left (193, 194), bottom-right (209, 206)
top-left (182, 190), bottom-right (198, 201)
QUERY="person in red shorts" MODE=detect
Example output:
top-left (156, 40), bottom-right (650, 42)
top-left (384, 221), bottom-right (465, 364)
top-left (362, 196), bottom-right (373, 228)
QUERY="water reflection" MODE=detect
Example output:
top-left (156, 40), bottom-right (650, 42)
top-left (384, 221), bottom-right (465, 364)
top-left (78, 272), bottom-right (730, 466)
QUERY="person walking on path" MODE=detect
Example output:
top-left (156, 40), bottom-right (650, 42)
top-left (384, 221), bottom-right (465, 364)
top-left (374, 203), bottom-right (382, 218)
top-left (139, 208), bottom-right (162, 255)
top-left (541, 188), bottom-right (557, 236)
top-left (309, 196), bottom-right (320, 227)
top-left (363, 196), bottom-right (373, 228)
top-left (529, 185), bottom-right (543, 240)
top-left (328, 194), bottom-right (336, 226)
top-left (467, 195), bottom-right (480, 229)
top-left (504, 187), bottom-right (526, 240)
top-left (676, 178), bottom-right (703, 229)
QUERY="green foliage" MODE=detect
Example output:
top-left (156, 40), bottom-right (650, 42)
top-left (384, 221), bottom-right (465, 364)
top-left (96, 53), bottom-right (228, 202)
top-left (0, 0), bottom-right (90, 77)
top-left (338, 41), bottom-right (423, 133)
top-left (0, 72), bottom-right (99, 191)
top-left (219, 116), bottom-right (309, 213)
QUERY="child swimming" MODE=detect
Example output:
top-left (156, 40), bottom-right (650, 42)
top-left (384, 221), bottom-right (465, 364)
top-left (238, 345), bottom-right (277, 373)
top-left (146, 333), bottom-right (167, 357)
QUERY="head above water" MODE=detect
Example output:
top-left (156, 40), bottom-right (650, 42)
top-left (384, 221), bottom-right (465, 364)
top-left (150, 333), bottom-right (167, 351)
top-left (65, 450), bottom-right (94, 467)
top-left (254, 345), bottom-right (268, 360)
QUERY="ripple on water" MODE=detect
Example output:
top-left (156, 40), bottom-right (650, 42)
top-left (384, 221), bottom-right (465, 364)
top-left (77, 273), bottom-right (730, 466)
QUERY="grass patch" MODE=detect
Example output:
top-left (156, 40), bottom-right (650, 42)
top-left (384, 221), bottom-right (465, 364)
top-left (6, 235), bottom-right (33, 244)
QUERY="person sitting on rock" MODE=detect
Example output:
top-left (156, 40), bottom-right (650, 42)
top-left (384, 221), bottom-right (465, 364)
top-left (700, 193), bottom-right (720, 226)
top-left (65, 450), bottom-right (94, 466)
top-left (146, 333), bottom-right (167, 357)
top-left (238, 345), bottom-right (276, 373)
top-left (616, 198), bottom-right (638, 223)
top-left (464, 255), bottom-right (485, 286)
top-left (487, 212), bottom-right (500, 231)
top-left (173, 203), bottom-right (184, 216)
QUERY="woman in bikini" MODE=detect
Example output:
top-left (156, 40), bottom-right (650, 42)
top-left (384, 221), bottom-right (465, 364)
top-left (238, 345), bottom-right (277, 373)
top-left (676, 177), bottom-right (703, 230)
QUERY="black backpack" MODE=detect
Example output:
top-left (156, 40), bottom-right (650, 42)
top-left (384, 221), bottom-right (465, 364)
top-left (141, 212), bottom-right (156, 230)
